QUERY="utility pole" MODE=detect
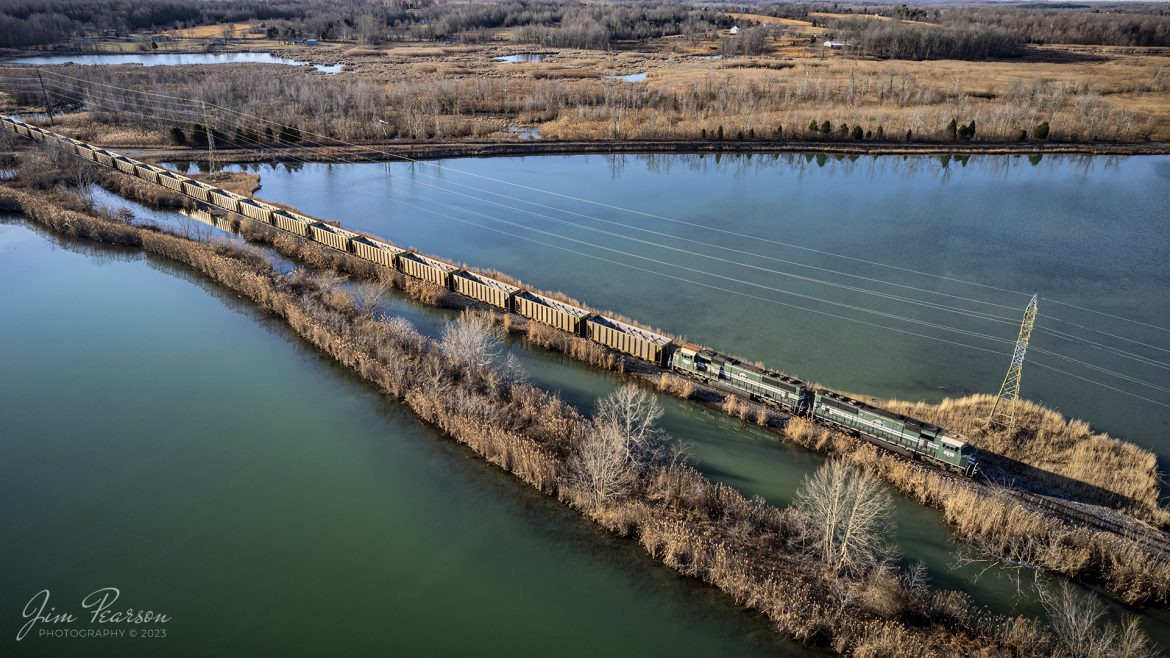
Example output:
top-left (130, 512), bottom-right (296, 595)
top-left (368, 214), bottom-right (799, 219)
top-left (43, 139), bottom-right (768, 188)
top-left (201, 101), bottom-right (217, 173)
top-left (988, 294), bottom-right (1039, 436)
top-left (37, 71), bottom-right (54, 126)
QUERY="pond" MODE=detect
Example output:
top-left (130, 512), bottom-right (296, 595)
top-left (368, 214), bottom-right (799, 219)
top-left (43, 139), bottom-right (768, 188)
top-left (2, 52), bottom-right (342, 74)
top-left (495, 53), bottom-right (547, 63)
top-left (607, 72), bottom-right (648, 82)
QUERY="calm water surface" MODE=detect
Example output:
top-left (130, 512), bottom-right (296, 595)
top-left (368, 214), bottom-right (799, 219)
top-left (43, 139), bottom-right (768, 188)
top-left (0, 218), bottom-right (815, 657)
top-left (79, 192), bottom-right (1170, 648)
top-left (201, 153), bottom-right (1170, 458)
top-left (3, 53), bottom-right (341, 73)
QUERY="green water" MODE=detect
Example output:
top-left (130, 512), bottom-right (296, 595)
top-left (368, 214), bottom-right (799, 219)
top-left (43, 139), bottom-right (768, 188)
top-left (195, 153), bottom-right (1170, 459)
top-left (85, 187), bottom-right (1170, 647)
top-left (0, 219), bottom-right (816, 657)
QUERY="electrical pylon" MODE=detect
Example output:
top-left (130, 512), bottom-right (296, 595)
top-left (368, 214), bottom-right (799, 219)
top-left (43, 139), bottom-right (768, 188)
top-left (988, 293), bottom-right (1039, 434)
top-left (201, 101), bottom-right (217, 173)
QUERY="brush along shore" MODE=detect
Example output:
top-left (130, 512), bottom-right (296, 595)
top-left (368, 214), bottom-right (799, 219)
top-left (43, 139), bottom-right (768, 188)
top-left (63, 151), bottom-right (1170, 608)
top-left (7, 178), bottom-right (1136, 657)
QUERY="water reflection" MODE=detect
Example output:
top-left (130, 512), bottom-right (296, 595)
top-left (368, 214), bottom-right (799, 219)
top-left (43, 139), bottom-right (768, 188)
top-left (2, 52), bottom-right (342, 74)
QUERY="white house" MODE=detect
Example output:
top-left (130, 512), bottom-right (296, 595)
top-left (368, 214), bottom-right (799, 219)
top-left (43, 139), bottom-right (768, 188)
top-left (823, 40), bottom-right (848, 49)
top-left (729, 26), bottom-right (740, 35)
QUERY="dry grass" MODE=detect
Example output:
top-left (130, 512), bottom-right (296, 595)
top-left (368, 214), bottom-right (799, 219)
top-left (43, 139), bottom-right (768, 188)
top-left (14, 40), bottom-right (1168, 148)
top-left (885, 394), bottom-right (1168, 527)
top-left (775, 404), bottom-right (1170, 604)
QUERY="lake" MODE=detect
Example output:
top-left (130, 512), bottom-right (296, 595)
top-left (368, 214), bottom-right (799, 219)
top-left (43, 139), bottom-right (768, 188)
top-left (2, 53), bottom-right (342, 74)
top-left (179, 153), bottom-right (1170, 461)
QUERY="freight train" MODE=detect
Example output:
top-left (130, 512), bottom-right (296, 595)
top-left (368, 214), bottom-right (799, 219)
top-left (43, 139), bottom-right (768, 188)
top-left (0, 116), bottom-right (980, 477)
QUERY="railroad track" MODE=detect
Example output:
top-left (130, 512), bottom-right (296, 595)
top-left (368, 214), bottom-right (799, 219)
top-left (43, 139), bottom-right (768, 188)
top-left (1001, 486), bottom-right (1170, 560)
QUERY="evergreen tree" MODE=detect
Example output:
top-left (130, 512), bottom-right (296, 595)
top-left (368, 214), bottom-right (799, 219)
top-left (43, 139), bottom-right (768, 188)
top-left (1032, 121), bottom-right (1050, 141)
top-left (808, 119), bottom-right (819, 133)
top-left (946, 118), bottom-right (958, 141)
top-left (190, 123), bottom-right (208, 148)
top-left (168, 126), bottom-right (186, 146)
top-left (820, 120), bottom-right (832, 134)
top-left (852, 125), bottom-right (864, 140)
top-left (279, 124), bottom-right (302, 144)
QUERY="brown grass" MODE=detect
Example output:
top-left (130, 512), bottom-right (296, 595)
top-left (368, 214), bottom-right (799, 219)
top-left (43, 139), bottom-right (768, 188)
top-left (885, 394), bottom-right (1168, 527)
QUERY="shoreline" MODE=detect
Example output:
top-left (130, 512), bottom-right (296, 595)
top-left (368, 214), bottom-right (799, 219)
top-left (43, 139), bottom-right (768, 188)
top-left (107, 139), bottom-right (1170, 164)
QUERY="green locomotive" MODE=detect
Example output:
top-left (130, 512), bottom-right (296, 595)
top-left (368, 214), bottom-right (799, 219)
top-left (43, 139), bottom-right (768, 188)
top-left (671, 344), bottom-right (809, 413)
top-left (810, 391), bottom-right (977, 474)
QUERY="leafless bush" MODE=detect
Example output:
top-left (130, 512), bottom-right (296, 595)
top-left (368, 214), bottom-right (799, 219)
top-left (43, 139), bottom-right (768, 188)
top-left (1037, 580), bottom-right (1159, 658)
top-left (568, 421), bottom-right (637, 500)
top-left (352, 278), bottom-right (390, 316)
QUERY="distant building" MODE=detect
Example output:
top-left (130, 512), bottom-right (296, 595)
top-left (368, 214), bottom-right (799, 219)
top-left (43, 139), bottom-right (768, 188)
top-left (823, 40), bottom-right (848, 49)
top-left (102, 28), bottom-right (118, 38)
top-left (729, 26), bottom-right (740, 35)
top-left (305, 38), bottom-right (318, 46)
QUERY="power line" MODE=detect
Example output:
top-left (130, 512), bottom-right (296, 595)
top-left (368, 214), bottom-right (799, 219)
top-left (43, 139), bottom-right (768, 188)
top-left (10, 64), bottom-right (1168, 336)
top-left (6, 81), bottom-right (1169, 401)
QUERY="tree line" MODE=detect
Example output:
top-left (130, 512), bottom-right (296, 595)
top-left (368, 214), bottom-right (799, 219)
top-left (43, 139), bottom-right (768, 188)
top-left (5, 0), bottom-right (1170, 51)
top-left (825, 18), bottom-right (1026, 60)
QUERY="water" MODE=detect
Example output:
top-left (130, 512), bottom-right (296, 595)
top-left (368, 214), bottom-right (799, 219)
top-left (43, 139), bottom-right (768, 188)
top-left (210, 153), bottom-right (1170, 460)
top-left (607, 72), bottom-right (648, 82)
top-left (88, 192), bottom-right (1170, 648)
top-left (506, 125), bottom-right (542, 140)
top-left (2, 53), bottom-right (342, 74)
top-left (495, 54), bottom-right (546, 63)
top-left (0, 217), bottom-right (814, 657)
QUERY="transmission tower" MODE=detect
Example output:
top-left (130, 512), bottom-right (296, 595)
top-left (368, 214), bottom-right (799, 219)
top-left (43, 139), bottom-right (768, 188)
top-left (988, 293), bottom-right (1039, 434)
top-left (201, 101), bottom-right (217, 173)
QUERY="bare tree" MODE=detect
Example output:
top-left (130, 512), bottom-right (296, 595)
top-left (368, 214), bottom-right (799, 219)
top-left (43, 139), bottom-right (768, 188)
top-left (793, 459), bottom-right (896, 578)
top-left (570, 384), bottom-right (673, 501)
top-left (1037, 580), bottom-right (1159, 658)
top-left (595, 383), bottom-right (666, 464)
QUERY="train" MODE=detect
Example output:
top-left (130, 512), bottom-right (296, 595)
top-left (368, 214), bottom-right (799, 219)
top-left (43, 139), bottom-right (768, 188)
top-left (0, 115), bottom-right (980, 477)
